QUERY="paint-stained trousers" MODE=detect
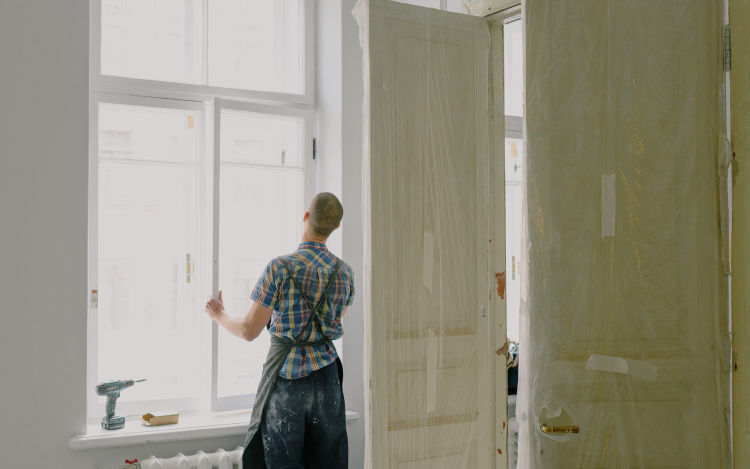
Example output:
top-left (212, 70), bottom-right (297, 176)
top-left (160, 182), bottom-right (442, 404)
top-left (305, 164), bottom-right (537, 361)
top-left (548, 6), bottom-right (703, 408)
top-left (260, 362), bottom-right (348, 469)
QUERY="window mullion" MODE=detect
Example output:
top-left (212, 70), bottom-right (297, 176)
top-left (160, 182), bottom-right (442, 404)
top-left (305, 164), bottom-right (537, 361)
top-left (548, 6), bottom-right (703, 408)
top-left (210, 98), bottom-right (222, 412)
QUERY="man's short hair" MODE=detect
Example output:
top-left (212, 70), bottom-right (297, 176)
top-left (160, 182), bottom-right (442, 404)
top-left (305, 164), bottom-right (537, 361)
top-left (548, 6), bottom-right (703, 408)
top-left (308, 192), bottom-right (344, 237)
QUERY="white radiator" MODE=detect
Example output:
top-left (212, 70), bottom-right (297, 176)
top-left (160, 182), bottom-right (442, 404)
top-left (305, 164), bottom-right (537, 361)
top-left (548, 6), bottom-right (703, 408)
top-left (137, 446), bottom-right (243, 469)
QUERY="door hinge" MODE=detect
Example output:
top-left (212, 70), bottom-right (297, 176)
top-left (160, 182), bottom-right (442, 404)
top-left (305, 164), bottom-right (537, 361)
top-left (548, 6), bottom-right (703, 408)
top-left (724, 24), bottom-right (731, 72)
top-left (312, 138), bottom-right (317, 160)
top-left (91, 289), bottom-right (98, 309)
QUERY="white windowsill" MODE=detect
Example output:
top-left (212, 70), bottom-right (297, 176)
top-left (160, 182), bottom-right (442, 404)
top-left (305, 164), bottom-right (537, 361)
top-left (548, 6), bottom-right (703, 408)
top-left (69, 409), bottom-right (361, 450)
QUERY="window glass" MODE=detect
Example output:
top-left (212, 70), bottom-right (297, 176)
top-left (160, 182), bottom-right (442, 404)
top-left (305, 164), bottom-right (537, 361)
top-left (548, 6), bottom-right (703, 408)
top-left (217, 109), bottom-right (304, 398)
top-left (99, 104), bottom-right (199, 163)
top-left (101, 0), bottom-right (204, 84)
top-left (504, 19), bottom-right (524, 117)
top-left (220, 111), bottom-right (302, 167)
top-left (97, 103), bottom-right (201, 403)
top-left (208, 0), bottom-right (302, 94)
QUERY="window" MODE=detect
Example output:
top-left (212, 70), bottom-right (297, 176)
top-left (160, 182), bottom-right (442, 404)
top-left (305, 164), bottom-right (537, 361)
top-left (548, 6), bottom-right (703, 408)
top-left (503, 18), bottom-right (523, 344)
top-left (88, 0), bottom-right (315, 421)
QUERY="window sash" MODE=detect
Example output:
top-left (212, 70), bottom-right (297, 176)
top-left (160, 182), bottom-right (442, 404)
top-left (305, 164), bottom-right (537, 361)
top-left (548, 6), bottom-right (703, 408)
top-left (88, 93), bottom-right (210, 420)
top-left (210, 99), bottom-right (314, 412)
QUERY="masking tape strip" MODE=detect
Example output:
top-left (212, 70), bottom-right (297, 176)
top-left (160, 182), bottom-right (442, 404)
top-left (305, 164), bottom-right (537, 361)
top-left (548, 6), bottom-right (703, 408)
top-left (423, 231), bottom-right (434, 293)
top-left (601, 174), bottom-right (616, 238)
top-left (426, 328), bottom-right (438, 412)
top-left (585, 354), bottom-right (657, 380)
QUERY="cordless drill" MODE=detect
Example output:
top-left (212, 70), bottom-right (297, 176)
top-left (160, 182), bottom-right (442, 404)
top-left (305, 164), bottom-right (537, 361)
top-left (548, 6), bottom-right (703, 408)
top-left (96, 379), bottom-right (145, 430)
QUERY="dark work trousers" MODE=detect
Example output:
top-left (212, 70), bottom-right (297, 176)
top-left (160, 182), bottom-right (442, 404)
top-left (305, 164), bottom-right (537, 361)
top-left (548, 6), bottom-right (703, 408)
top-left (260, 362), bottom-right (348, 468)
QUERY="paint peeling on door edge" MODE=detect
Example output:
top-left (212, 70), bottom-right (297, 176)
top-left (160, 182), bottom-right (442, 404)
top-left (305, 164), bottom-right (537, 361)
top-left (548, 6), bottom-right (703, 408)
top-left (495, 271), bottom-right (506, 299)
top-left (496, 339), bottom-right (509, 357)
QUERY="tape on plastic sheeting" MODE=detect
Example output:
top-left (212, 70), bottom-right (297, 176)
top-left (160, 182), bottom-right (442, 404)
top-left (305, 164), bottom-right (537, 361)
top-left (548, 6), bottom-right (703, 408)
top-left (423, 232), bottom-right (434, 293)
top-left (585, 354), bottom-right (658, 380)
top-left (601, 174), bottom-right (616, 238)
top-left (426, 328), bottom-right (438, 412)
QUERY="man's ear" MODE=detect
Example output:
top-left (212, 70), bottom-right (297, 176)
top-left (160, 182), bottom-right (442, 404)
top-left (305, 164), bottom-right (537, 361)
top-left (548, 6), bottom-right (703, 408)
top-left (303, 211), bottom-right (310, 222)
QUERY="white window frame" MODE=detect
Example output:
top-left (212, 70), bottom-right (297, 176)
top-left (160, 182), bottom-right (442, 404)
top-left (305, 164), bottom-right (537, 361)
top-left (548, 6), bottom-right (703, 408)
top-left (87, 0), bottom-right (317, 422)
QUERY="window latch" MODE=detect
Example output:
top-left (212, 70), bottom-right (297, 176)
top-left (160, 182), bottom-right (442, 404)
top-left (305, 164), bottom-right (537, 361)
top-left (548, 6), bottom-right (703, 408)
top-left (186, 253), bottom-right (193, 283)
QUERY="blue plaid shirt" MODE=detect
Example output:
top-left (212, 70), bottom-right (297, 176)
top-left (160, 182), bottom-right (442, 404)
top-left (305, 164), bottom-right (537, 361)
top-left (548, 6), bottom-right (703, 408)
top-left (251, 242), bottom-right (355, 379)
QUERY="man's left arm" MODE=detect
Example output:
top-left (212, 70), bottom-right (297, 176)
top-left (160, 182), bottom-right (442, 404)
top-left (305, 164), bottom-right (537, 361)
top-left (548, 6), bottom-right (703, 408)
top-left (205, 292), bottom-right (273, 341)
top-left (205, 259), bottom-right (279, 341)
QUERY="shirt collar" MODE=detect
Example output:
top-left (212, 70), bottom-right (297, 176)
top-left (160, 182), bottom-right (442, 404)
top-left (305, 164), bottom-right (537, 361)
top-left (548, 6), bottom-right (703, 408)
top-left (298, 241), bottom-right (328, 251)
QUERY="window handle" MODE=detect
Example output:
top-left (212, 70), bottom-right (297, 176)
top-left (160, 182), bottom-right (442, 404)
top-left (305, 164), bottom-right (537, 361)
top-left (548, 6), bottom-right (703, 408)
top-left (186, 253), bottom-right (193, 283)
top-left (540, 424), bottom-right (579, 434)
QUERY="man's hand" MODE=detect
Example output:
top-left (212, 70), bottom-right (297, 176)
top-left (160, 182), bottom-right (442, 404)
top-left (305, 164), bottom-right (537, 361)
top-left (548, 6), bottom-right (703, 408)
top-left (205, 290), bottom-right (225, 321)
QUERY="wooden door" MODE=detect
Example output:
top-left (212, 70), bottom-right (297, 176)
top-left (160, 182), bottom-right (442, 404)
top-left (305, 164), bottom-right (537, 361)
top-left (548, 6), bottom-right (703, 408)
top-left (360, 1), bottom-right (506, 467)
top-left (523, 1), bottom-right (730, 467)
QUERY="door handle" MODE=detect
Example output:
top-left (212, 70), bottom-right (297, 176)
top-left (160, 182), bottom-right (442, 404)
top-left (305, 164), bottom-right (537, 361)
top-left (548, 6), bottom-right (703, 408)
top-left (540, 424), bottom-right (579, 434)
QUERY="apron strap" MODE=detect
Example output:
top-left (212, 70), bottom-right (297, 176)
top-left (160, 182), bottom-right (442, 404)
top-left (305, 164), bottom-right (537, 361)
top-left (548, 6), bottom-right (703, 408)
top-left (279, 258), bottom-right (340, 343)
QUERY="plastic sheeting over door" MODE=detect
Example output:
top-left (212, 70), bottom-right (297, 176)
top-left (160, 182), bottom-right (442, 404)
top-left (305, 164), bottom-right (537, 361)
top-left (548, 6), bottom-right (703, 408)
top-left (357, 0), bottom-right (507, 467)
top-left (522, 1), bottom-right (730, 468)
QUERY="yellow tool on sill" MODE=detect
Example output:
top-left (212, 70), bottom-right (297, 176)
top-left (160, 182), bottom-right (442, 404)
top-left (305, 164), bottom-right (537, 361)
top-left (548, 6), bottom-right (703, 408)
top-left (142, 411), bottom-right (180, 426)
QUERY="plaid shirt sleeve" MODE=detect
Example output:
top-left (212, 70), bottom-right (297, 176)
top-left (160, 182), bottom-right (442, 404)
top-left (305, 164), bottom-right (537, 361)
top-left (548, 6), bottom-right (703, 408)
top-left (344, 264), bottom-right (355, 307)
top-left (250, 259), bottom-right (280, 310)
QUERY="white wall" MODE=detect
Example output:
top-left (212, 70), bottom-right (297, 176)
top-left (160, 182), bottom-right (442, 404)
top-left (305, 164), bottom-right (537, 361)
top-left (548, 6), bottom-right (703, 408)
top-left (317, 1), bottom-right (367, 467)
top-left (0, 1), bottom-right (253, 467)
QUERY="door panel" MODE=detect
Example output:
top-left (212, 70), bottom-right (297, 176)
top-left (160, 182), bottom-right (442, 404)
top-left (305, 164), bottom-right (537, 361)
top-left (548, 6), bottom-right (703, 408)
top-left (523, 1), bottom-right (729, 468)
top-left (360, 1), bottom-right (505, 467)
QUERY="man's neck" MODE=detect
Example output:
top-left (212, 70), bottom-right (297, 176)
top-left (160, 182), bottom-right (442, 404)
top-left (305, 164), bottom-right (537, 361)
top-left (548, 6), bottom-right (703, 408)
top-left (301, 233), bottom-right (328, 245)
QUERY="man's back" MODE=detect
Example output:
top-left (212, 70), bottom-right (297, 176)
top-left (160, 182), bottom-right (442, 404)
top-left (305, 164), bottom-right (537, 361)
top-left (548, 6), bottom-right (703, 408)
top-left (251, 241), bottom-right (355, 379)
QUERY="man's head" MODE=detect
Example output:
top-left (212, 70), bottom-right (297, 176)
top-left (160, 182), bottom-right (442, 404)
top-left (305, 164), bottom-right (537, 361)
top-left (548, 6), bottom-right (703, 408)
top-left (304, 192), bottom-right (344, 239)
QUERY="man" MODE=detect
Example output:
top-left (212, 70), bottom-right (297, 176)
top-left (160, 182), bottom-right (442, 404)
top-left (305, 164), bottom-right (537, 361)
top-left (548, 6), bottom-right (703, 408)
top-left (205, 192), bottom-right (355, 469)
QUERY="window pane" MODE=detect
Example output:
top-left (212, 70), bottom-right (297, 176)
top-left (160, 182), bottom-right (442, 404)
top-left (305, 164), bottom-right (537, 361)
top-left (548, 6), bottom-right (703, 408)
top-left (101, 0), bottom-right (203, 84)
top-left (218, 111), bottom-right (304, 398)
top-left (208, 1), bottom-right (302, 94)
top-left (97, 103), bottom-right (201, 403)
top-left (220, 111), bottom-right (302, 167)
top-left (504, 19), bottom-right (524, 117)
top-left (99, 104), bottom-right (199, 163)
